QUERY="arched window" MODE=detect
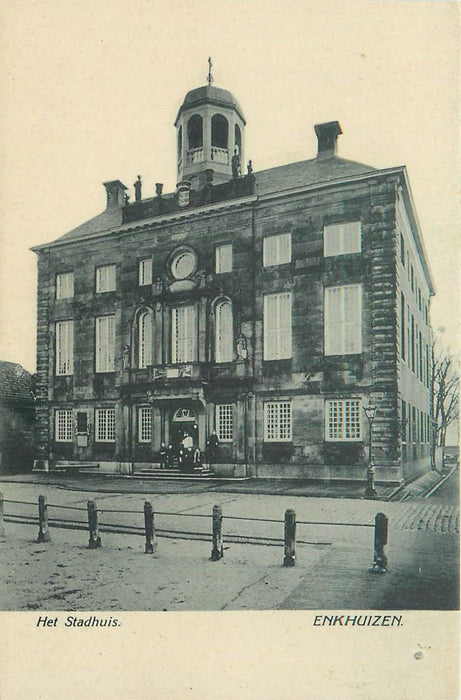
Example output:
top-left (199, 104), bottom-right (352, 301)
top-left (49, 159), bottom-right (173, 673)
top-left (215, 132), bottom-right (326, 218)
top-left (177, 125), bottom-right (182, 157)
top-left (235, 124), bottom-right (242, 155)
top-left (187, 115), bottom-right (203, 149)
top-left (138, 309), bottom-right (153, 368)
top-left (215, 300), bottom-right (233, 363)
top-left (211, 114), bottom-right (229, 149)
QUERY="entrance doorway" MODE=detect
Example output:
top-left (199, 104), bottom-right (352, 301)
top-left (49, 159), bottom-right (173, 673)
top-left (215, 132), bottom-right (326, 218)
top-left (170, 407), bottom-right (199, 457)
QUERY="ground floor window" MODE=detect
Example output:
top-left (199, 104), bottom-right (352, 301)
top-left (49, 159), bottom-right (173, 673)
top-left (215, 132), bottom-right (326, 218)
top-left (326, 399), bottom-right (361, 441)
top-left (137, 406), bottom-right (152, 443)
top-left (95, 407), bottom-right (115, 442)
top-left (55, 409), bottom-right (73, 442)
top-left (264, 401), bottom-right (292, 441)
top-left (216, 404), bottom-right (233, 441)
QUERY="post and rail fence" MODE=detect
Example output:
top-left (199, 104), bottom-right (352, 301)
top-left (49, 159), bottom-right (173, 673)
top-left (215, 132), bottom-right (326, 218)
top-left (0, 491), bottom-right (389, 572)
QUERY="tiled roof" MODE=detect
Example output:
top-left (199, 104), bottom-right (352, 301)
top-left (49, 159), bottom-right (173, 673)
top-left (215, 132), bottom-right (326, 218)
top-left (47, 207), bottom-right (123, 245)
top-left (32, 155), bottom-right (377, 248)
top-left (254, 156), bottom-right (376, 196)
top-left (0, 362), bottom-right (35, 403)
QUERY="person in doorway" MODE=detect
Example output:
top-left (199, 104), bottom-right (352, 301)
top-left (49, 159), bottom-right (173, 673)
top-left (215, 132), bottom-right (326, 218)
top-left (181, 432), bottom-right (193, 473)
top-left (193, 447), bottom-right (202, 472)
top-left (182, 432), bottom-right (193, 450)
top-left (158, 443), bottom-right (167, 469)
top-left (206, 430), bottom-right (220, 466)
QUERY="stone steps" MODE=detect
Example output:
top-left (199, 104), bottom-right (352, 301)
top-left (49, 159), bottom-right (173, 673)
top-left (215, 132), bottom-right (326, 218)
top-left (134, 466), bottom-right (214, 479)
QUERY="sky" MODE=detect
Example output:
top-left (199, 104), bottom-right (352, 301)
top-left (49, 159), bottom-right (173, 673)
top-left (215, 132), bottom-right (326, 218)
top-left (0, 0), bottom-right (459, 373)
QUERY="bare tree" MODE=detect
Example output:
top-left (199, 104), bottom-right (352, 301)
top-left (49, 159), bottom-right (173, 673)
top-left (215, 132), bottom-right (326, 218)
top-left (431, 345), bottom-right (459, 471)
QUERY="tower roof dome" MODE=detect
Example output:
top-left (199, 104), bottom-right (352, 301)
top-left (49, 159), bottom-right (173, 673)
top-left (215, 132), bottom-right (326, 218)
top-left (175, 85), bottom-right (246, 125)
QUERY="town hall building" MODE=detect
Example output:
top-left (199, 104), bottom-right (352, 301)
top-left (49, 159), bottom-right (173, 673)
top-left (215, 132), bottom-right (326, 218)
top-left (32, 73), bottom-right (435, 485)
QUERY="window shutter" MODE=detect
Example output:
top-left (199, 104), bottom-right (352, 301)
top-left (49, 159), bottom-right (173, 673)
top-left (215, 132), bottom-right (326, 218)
top-left (216, 301), bottom-right (233, 362)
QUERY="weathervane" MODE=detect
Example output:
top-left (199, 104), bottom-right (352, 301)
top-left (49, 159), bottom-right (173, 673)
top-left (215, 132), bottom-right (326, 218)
top-left (207, 57), bottom-right (214, 86)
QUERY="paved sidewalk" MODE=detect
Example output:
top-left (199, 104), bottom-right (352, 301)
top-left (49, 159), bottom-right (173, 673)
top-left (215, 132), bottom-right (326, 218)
top-left (1, 472), bottom-right (400, 499)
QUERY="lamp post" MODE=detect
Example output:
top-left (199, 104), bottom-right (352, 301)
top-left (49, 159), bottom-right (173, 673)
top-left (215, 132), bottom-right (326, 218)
top-left (364, 405), bottom-right (377, 499)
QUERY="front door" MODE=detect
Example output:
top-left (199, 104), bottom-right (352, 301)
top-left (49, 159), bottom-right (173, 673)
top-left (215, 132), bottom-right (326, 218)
top-left (170, 422), bottom-right (198, 456)
top-left (169, 407), bottom-right (199, 457)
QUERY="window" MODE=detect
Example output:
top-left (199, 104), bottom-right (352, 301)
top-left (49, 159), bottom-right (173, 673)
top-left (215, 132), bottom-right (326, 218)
top-left (95, 407), bottom-right (115, 442)
top-left (401, 400), bottom-right (407, 443)
top-left (326, 399), bottom-right (361, 441)
top-left (263, 234), bottom-right (291, 267)
top-left (55, 409), bottom-right (73, 442)
top-left (76, 412), bottom-right (88, 435)
top-left (400, 233), bottom-right (405, 267)
top-left (139, 259), bottom-right (153, 286)
top-left (172, 305), bottom-right (196, 363)
top-left (55, 320), bottom-right (74, 375)
top-left (215, 300), bottom-right (233, 363)
top-left (324, 284), bottom-right (362, 355)
top-left (216, 244), bottom-right (232, 273)
top-left (418, 331), bottom-right (423, 381)
top-left (187, 114), bottom-right (203, 149)
top-left (171, 250), bottom-right (197, 279)
top-left (407, 306), bottom-right (411, 367)
top-left (410, 315), bottom-right (415, 373)
top-left (216, 404), bottom-right (233, 441)
top-left (400, 292), bottom-right (406, 361)
top-left (211, 114), bottom-right (229, 149)
top-left (324, 222), bottom-right (361, 256)
top-left (56, 272), bottom-right (74, 300)
top-left (95, 315), bottom-right (115, 372)
top-left (425, 344), bottom-right (430, 388)
top-left (264, 401), bottom-right (292, 441)
top-left (96, 264), bottom-right (116, 293)
top-left (264, 292), bottom-right (292, 360)
top-left (137, 406), bottom-right (152, 443)
top-left (410, 265), bottom-right (414, 293)
top-left (138, 310), bottom-right (153, 369)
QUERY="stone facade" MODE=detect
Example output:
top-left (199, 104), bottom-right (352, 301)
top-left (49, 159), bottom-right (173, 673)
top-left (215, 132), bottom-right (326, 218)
top-left (31, 84), bottom-right (434, 485)
top-left (0, 362), bottom-right (36, 473)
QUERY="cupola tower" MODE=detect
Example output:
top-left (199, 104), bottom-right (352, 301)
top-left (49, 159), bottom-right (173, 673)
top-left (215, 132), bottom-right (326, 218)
top-left (174, 59), bottom-right (246, 187)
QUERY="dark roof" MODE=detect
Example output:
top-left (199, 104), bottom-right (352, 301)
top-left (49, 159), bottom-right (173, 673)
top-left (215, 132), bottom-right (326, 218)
top-left (39, 206), bottom-right (124, 246)
top-left (175, 85), bottom-right (246, 124)
top-left (254, 156), bottom-right (376, 195)
top-left (33, 155), bottom-right (376, 250)
top-left (0, 362), bottom-right (35, 404)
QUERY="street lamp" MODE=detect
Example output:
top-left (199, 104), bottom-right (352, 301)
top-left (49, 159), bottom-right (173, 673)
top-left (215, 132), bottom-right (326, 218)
top-left (364, 405), bottom-right (377, 499)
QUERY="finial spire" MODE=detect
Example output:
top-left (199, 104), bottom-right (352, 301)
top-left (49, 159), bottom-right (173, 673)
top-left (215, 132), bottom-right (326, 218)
top-left (207, 57), bottom-right (214, 86)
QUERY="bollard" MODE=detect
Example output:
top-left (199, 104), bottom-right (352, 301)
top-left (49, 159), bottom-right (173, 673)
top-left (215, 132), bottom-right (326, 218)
top-left (210, 505), bottom-right (223, 561)
top-left (372, 512), bottom-right (388, 573)
top-left (0, 491), bottom-right (5, 540)
top-left (37, 494), bottom-right (51, 543)
top-left (144, 500), bottom-right (156, 554)
top-left (87, 500), bottom-right (101, 549)
top-left (283, 509), bottom-right (296, 567)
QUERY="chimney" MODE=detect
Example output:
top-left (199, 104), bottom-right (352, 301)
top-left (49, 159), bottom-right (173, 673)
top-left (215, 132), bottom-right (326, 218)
top-left (103, 180), bottom-right (127, 210)
top-left (314, 121), bottom-right (342, 158)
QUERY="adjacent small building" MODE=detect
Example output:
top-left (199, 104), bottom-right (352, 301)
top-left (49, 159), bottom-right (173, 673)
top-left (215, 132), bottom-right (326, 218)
top-left (0, 361), bottom-right (36, 473)
top-left (31, 78), bottom-right (435, 485)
